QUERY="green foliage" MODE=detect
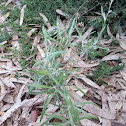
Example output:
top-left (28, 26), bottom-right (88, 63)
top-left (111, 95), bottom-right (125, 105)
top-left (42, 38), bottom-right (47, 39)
top-left (12, 32), bottom-right (34, 69)
top-left (0, 0), bottom-right (125, 125)
top-left (87, 60), bottom-right (125, 85)
top-left (9, 8), bottom-right (20, 22)
top-left (21, 0), bottom-right (87, 24)
top-left (110, 39), bottom-right (120, 46)
top-left (0, 25), bottom-right (12, 42)
top-left (0, 3), bottom-right (35, 69)
top-left (88, 46), bottom-right (107, 60)
top-left (25, 21), bottom-right (97, 125)
top-left (27, 69), bottom-right (96, 125)
top-left (107, 0), bottom-right (126, 33)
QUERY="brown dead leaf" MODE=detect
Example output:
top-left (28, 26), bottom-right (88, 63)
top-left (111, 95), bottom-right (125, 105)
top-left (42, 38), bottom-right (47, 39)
top-left (115, 101), bottom-right (122, 111)
top-left (57, 18), bottom-right (67, 38)
top-left (73, 79), bottom-right (90, 97)
top-left (1, 104), bottom-right (12, 112)
top-left (114, 91), bottom-right (126, 125)
top-left (107, 95), bottom-right (116, 116)
top-left (80, 119), bottom-right (101, 126)
top-left (117, 79), bottom-right (126, 89)
top-left (100, 39), bottom-right (112, 45)
top-left (12, 59), bottom-right (22, 69)
top-left (29, 122), bottom-right (46, 126)
top-left (119, 39), bottom-right (126, 50)
top-left (102, 54), bottom-right (119, 61)
top-left (107, 24), bottom-right (115, 39)
top-left (37, 45), bottom-right (45, 58)
top-left (2, 77), bottom-right (15, 88)
top-left (63, 47), bottom-right (99, 69)
top-left (30, 109), bottom-right (40, 122)
top-left (74, 60), bottom-right (99, 68)
top-left (56, 9), bottom-right (68, 17)
top-left (7, 61), bottom-right (12, 68)
top-left (120, 70), bottom-right (126, 82)
top-left (70, 89), bottom-right (115, 119)
top-left (0, 70), bottom-right (9, 75)
top-left (32, 35), bottom-right (40, 51)
top-left (63, 48), bottom-right (71, 62)
top-left (36, 52), bottom-right (42, 62)
top-left (111, 122), bottom-right (126, 126)
top-left (27, 28), bottom-right (37, 38)
top-left (72, 26), bottom-right (93, 45)
top-left (0, 94), bottom-right (45, 125)
top-left (102, 52), bottom-right (126, 61)
top-left (11, 34), bottom-right (20, 50)
top-left (76, 74), bottom-right (101, 89)
top-left (10, 77), bottom-right (33, 84)
top-left (3, 95), bottom-right (14, 104)
top-left (0, 80), bottom-right (6, 101)
top-left (38, 12), bottom-right (51, 29)
top-left (23, 94), bottom-right (46, 107)
top-left (0, 100), bottom-right (27, 125)
top-left (16, 85), bottom-right (26, 103)
top-left (46, 104), bottom-right (58, 114)
top-left (0, 12), bottom-right (10, 25)
top-left (102, 119), bottom-right (111, 126)
top-left (20, 5), bottom-right (26, 26)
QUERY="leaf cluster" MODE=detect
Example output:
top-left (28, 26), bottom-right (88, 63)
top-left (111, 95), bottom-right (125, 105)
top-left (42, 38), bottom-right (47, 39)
top-left (87, 60), bottom-right (125, 85)
top-left (88, 46), bottom-right (107, 60)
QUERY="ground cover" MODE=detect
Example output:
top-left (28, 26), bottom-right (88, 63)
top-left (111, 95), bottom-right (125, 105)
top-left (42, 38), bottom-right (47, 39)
top-left (0, 0), bottom-right (126, 126)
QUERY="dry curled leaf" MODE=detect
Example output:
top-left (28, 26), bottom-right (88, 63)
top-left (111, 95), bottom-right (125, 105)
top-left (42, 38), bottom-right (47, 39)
top-left (11, 34), bottom-right (20, 50)
top-left (3, 95), bottom-right (14, 104)
top-left (30, 109), bottom-right (40, 122)
top-left (20, 5), bottom-right (26, 26)
top-left (37, 45), bottom-right (45, 58)
top-left (56, 9), bottom-right (68, 17)
top-left (107, 24), bottom-right (115, 39)
top-left (76, 74), bottom-right (101, 89)
top-left (0, 12), bottom-right (10, 25)
top-left (119, 39), bottom-right (126, 50)
top-left (102, 52), bottom-right (126, 61)
top-left (70, 89), bottom-right (115, 119)
top-left (2, 77), bottom-right (15, 88)
top-left (32, 35), bottom-right (40, 51)
top-left (38, 12), bottom-right (51, 29)
top-left (80, 119), bottom-right (101, 126)
top-left (72, 26), bottom-right (93, 45)
top-left (0, 80), bottom-right (6, 101)
top-left (27, 28), bottom-right (37, 38)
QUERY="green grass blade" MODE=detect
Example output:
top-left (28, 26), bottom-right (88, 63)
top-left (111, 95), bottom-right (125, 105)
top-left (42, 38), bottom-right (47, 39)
top-left (40, 94), bottom-right (55, 121)
top-left (29, 69), bottom-right (50, 76)
top-left (30, 90), bottom-right (53, 95)
top-left (69, 84), bottom-right (85, 96)
top-left (75, 107), bottom-right (95, 119)
top-left (47, 122), bottom-right (65, 125)
top-left (68, 110), bottom-right (75, 126)
top-left (25, 84), bottom-right (52, 89)
top-left (41, 109), bottom-right (65, 126)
